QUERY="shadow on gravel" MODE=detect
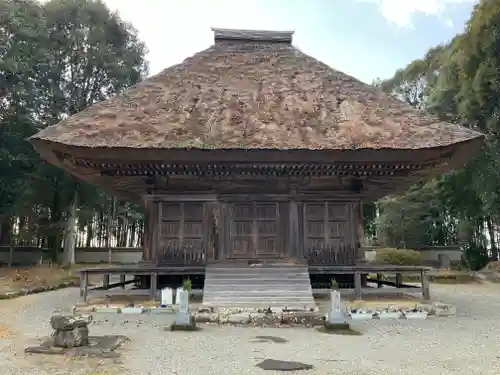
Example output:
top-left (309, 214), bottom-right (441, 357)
top-left (256, 359), bottom-right (314, 371)
top-left (250, 335), bottom-right (288, 344)
top-left (24, 335), bottom-right (129, 358)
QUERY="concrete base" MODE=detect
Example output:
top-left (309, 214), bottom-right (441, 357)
top-left (168, 312), bottom-right (197, 331)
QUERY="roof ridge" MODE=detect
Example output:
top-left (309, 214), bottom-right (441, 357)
top-left (212, 28), bottom-right (294, 43)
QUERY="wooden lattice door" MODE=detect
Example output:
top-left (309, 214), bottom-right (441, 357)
top-left (229, 202), bottom-right (279, 259)
top-left (158, 202), bottom-right (205, 264)
top-left (303, 202), bottom-right (356, 264)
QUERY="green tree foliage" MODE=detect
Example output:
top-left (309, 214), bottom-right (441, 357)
top-left (0, 0), bottom-right (147, 260)
top-left (375, 0), bottom-right (500, 266)
top-left (0, 0), bottom-right (48, 221)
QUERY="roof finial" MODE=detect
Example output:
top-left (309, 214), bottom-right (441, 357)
top-left (212, 28), bottom-right (294, 44)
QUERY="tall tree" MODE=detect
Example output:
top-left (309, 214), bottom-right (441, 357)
top-left (0, 0), bottom-right (48, 244)
top-left (36, 0), bottom-right (148, 265)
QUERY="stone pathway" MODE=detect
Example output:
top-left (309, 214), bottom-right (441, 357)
top-left (0, 283), bottom-right (500, 374)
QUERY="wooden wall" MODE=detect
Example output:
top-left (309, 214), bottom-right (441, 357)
top-left (146, 196), bottom-right (362, 265)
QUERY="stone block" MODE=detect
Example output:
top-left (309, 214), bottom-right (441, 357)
top-left (195, 313), bottom-right (218, 323)
top-left (281, 311), bottom-right (325, 326)
top-left (94, 307), bottom-right (121, 313)
top-left (149, 307), bottom-right (177, 314)
top-left (50, 326), bottom-right (89, 348)
top-left (121, 307), bottom-right (144, 314)
top-left (421, 302), bottom-right (456, 317)
top-left (227, 313), bottom-right (251, 324)
top-left (403, 311), bottom-right (428, 320)
top-left (50, 315), bottom-right (89, 330)
top-left (168, 312), bottom-right (197, 331)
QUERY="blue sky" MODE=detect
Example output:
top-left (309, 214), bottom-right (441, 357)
top-left (102, 0), bottom-right (478, 83)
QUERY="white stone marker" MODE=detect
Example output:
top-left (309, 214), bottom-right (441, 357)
top-left (327, 290), bottom-right (347, 324)
top-left (161, 287), bottom-right (173, 306)
top-left (178, 289), bottom-right (189, 313)
top-left (173, 289), bottom-right (191, 326)
top-left (175, 287), bottom-right (183, 305)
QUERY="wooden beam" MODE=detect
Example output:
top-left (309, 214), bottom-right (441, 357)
top-left (145, 194), bottom-right (218, 202)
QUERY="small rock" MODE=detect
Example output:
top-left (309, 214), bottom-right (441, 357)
top-left (197, 307), bottom-right (214, 313)
top-left (281, 312), bottom-right (324, 326)
top-left (195, 313), bottom-right (218, 323)
top-left (227, 313), bottom-right (250, 324)
top-left (430, 302), bottom-right (456, 317)
top-left (50, 315), bottom-right (90, 330)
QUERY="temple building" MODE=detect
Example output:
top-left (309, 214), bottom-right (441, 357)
top-left (31, 29), bottom-right (483, 307)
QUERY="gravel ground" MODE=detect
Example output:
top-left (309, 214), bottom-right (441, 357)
top-left (1, 284), bottom-right (500, 375)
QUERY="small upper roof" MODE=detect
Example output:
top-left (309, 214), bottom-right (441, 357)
top-left (31, 28), bottom-right (483, 151)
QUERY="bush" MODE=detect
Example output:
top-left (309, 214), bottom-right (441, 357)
top-left (461, 244), bottom-right (489, 271)
top-left (374, 248), bottom-right (423, 265)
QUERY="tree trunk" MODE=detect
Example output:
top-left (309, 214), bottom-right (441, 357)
top-left (0, 217), bottom-right (13, 246)
top-left (85, 221), bottom-right (92, 247)
top-left (487, 217), bottom-right (498, 260)
top-left (62, 191), bottom-right (78, 266)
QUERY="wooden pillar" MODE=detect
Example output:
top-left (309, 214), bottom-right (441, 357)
top-left (149, 272), bottom-right (157, 300)
top-left (80, 271), bottom-right (88, 301)
top-left (219, 202), bottom-right (230, 261)
top-left (142, 199), bottom-right (160, 263)
top-left (354, 271), bottom-right (362, 300)
top-left (376, 273), bottom-right (383, 288)
top-left (103, 274), bottom-right (110, 289)
top-left (143, 200), bottom-right (152, 262)
top-left (289, 200), bottom-right (300, 258)
top-left (356, 201), bottom-right (365, 262)
top-left (421, 269), bottom-right (430, 301)
top-left (120, 274), bottom-right (126, 289)
top-left (395, 273), bottom-right (403, 288)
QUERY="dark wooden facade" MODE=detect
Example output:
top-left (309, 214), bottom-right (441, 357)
top-left (143, 195), bottom-right (361, 266)
top-left (55, 156), bottom-right (461, 267)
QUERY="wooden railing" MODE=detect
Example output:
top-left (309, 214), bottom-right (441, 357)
top-left (157, 244), bottom-right (206, 266)
top-left (306, 245), bottom-right (357, 266)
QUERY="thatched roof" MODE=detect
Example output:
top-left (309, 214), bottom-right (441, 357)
top-left (31, 28), bottom-right (483, 153)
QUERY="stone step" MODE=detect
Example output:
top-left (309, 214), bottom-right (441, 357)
top-left (204, 290), bottom-right (313, 297)
top-left (207, 267), bottom-right (308, 275)
top-left (203, 265), bottom-right (315, 309)
top-left (204, 278), bottom-right (311, 284)
top-left (206, 272), bottom-right (310, 277)
top-left (203, 298), bottom-right (315, 304)
top-left (203, 300), bottom-right (316, 307)
top-left (204, 285), bottom-right (312, 295)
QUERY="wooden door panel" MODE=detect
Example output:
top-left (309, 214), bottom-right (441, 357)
top-left (229, 202), bottom-right (280, 258)
top-left (233, 204), bottom-right (253, 219)
top-left (254, 202), bottom-right (279, 257)
top-left (328, 204), bottom-right (349, 220)
top-left (159, 202), bottom-right (205, 264)
top-left (305, 238), bottom-right (326, 249)
top-left (256, 221), bottom-right (277, 235)
top-left (230, 218), bottom-right (254, 258)
top-left (256, 204), bottom-right (277, 219)
top-left (231, 238), bottom-right (253, 257)
top-left (256, 237), bottom-right (277, 256)
top-left (305, 204), bottom-right (325, 220)
top-left (305, 221), bottom-right (325, 237)
top-left (303, 202), bottom-right (355, 264)
top-left (328, 221), bottom-right (348, 238)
